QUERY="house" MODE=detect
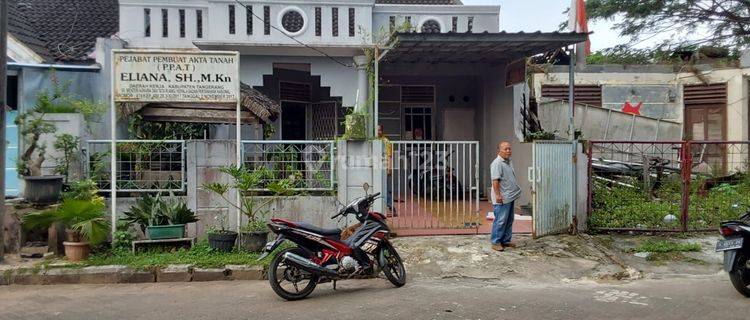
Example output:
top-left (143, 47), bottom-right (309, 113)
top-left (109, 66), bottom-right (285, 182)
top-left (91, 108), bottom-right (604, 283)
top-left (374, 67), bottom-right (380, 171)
top-left (4, 0), bottom-right (280, 198)
top-left (532, 59), bottom-right (750, 175)
top-left (7, 0), bottom-right (588, 236)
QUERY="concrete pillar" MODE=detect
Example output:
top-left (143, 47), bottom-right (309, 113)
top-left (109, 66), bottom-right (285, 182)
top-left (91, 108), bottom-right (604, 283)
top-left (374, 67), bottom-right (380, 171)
top-left (353, 55), bottom-right (369, 113)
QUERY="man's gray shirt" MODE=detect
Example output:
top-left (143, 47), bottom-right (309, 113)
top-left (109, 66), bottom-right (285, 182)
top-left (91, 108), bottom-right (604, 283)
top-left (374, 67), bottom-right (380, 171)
top-left (490, 156), bottom-right (521, 205)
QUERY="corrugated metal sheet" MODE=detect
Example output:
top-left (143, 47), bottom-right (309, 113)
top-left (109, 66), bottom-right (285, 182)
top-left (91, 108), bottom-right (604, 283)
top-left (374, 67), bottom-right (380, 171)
top-left (532, 141), bottom-right (574, 238)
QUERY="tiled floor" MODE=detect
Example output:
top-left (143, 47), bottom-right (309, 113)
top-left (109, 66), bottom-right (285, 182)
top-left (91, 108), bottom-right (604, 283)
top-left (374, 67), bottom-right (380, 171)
top-left (386, 197), bottom-right (532, 236)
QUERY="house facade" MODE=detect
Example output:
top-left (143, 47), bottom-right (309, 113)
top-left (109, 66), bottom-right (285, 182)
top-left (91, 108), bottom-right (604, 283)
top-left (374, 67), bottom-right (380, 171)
top-left (6, 0), bottom-right (587, 235)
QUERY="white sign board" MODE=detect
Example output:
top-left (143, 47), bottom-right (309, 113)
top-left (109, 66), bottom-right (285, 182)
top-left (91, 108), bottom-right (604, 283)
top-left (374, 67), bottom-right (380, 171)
top-left (113, 51), bottom-right (239, 103)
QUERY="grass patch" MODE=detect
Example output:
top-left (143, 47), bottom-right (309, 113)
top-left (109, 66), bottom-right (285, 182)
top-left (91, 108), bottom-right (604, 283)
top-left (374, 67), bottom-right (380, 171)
top-left (632, 239), bottom-right (701, 253)
top-left (70, 241), bottom-right (289, 270)
top-left (591, 174), bottom-right (750, 230)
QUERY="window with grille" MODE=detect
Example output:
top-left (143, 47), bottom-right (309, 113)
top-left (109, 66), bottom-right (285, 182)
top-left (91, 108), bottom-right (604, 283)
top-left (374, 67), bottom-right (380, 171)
top-left (315, 7), bottom-right (321, 36)
top-left (467, 17), bottom-right (474, 33)
top-left (348, 8), bottom-right (355, 37)
top-left (179, 9), bottom-right (185, 38)
top-left (264, 6), bottom-right (270, 35)
top-left (402, 86), bottom-right (435, 140)
top-left (161, 9), bottom-right (168, 37)
top-left (228, 5), bottom-right (236, 34)
top-left (246, 6), bottom-right (253, 35)
top-left (421, 20), bottom-right (440, 33)
top-left (405, 16), bottom-right (411, 28)
top-left (389, 16), bottom-right (395, 33)
top-left (196, 10), bottom-right (203, 38)
top-left (281, 10), bottom-right (304, 34)
top-left (451, 17), bottom-right (457, 32)
top-left (332, 8), bottom-right (339, 36)
top-left (540, 85), bottom-right (602, 107)
top-left (144, 9), bottom-right (151, 37)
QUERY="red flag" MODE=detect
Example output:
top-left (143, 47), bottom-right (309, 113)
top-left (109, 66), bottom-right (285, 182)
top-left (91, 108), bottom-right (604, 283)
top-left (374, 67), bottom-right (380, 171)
top-left (576, 0), bottom-right (590, 55)
top-left (570, 0), bottom-right (591, 55)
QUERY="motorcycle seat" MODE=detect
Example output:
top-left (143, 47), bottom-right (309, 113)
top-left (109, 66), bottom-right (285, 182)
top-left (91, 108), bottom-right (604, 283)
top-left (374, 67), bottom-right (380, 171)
top-left (296, 222), bottom-right (342, 239)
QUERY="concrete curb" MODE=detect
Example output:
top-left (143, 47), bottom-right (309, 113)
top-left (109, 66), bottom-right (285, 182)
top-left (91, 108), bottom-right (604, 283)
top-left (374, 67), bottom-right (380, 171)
top-left (1, 264), bottom-right (267, 286)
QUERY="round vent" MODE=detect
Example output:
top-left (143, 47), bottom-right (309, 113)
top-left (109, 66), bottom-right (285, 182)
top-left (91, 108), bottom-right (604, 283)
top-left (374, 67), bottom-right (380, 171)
top-left (421, 20), bottom-right (441, 33)
top-left (281, 10), bottom-right (305, 34)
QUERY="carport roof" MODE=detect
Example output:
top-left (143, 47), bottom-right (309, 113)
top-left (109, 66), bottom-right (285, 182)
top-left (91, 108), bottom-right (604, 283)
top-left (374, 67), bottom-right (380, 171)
top-left (383, 32), bottom-right (589, 64)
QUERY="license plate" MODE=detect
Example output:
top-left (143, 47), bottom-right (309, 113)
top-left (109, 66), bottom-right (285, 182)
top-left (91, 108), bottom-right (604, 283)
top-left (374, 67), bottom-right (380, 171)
top-left (716, 238), bottom-right (744, 251)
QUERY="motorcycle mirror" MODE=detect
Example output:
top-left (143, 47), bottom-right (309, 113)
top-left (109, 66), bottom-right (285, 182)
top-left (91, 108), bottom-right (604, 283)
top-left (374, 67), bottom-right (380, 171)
top-left (363, 182), bottom-right (370, 194)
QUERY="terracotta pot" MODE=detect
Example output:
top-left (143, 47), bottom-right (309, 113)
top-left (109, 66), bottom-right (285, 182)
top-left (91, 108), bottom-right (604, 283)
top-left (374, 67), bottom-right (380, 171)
top-left (63, 241), bottom-right (91, 262)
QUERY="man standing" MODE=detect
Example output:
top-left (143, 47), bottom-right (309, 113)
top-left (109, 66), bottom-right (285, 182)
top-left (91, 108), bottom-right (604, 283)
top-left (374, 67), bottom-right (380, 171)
top-left (490, 141), bottom-right (521, 251)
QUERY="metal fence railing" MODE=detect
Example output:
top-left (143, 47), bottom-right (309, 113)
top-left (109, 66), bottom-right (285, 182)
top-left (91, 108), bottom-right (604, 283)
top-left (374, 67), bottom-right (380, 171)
top-left (588, 140), bottom-right (750, 232)
top-left (241, 140), bottom-right (336, 191)
top-left (387, 141), bottom-right (480, 231)
top-left (84, 140), bottom-right (186, 192)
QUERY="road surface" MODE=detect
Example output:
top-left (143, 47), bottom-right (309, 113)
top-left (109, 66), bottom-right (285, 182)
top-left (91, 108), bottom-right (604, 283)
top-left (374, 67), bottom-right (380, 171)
top-left (1, 275), bottom-right (748, 319)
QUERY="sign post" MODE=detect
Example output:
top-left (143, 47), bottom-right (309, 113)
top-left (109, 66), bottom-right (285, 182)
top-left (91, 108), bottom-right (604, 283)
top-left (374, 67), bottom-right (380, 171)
top-left (110, 50), bottom-right (240, 241)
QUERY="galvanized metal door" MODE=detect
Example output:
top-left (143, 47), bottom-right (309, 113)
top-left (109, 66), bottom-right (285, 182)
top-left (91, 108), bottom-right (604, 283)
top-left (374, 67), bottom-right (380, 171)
top-left (531, 141), bottom-right (574, 238)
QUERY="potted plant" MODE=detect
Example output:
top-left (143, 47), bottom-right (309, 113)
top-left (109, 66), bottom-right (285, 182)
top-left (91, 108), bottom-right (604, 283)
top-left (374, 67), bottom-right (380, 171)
top-left (16, 105), bottom-right (63, 204)
top-left (22, 199), bottom-right (110, 262)
top-left (203, 166), bottom-right (293, 252)
top-left (121, 194), bottom-right (198, 240)
top-left (207, 212), bottom-right (237, 252)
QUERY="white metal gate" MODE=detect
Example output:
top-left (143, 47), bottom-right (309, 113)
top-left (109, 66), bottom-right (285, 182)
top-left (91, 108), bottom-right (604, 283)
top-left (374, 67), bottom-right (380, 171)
top-left (387, 141), bottom-right (480, 233)
top-left (531, 141), bottom-right (575, 238)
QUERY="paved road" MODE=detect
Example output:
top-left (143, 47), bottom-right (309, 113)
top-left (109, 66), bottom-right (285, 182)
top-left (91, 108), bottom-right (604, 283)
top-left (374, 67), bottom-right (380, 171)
top-left (1, 275), bottom-right (749, 320)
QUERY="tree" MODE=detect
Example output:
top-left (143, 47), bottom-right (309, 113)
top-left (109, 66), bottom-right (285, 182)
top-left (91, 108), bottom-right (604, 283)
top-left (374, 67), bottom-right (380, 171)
top-left (586, 0), bottom-right (750, 50)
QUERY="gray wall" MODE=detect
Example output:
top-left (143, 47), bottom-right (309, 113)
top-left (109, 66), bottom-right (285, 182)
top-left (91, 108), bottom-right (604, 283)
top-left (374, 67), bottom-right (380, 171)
top-left (480, 65), bottom-right (533, 208)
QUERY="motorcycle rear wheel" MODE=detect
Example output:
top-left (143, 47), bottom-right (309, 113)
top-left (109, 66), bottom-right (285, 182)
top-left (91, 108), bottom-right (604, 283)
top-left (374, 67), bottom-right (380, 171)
top-left (268, 247), bottom-right (319, 300)
top-left (729, 251), bottom-right (750, 297)
top-left (379, 245), bottom-right (406, 287)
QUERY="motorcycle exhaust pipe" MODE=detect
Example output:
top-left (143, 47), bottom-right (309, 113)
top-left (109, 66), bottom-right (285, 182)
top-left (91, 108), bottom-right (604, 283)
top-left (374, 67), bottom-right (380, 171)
top-left (283, 252), bottom-right (339, 278)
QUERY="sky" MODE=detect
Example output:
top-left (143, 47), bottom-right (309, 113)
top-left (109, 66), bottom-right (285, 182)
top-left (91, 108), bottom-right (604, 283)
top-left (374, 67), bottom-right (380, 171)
top-left (462, 0), bottom-right (637, 51)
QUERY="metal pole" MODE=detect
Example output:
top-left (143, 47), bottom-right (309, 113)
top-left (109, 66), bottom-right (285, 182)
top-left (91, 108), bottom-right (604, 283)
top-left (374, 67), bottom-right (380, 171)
top-left (0, 0), bottom-right (7, 261)
top-left (110, 50), bottom-right (117, 244)
top-left (568, 46), bottom-right (578, 234)
top-left (235, 52), bottom-right (242, 234)
top-left (374, 46), bottom-right (379, 137)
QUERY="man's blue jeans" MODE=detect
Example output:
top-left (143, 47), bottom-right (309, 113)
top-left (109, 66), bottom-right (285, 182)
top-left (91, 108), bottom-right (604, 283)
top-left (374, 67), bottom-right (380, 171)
top-left (491, 201), bottom-right (515, 245)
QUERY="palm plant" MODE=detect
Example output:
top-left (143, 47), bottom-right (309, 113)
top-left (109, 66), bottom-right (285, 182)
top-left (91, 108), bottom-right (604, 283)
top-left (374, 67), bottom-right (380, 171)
top-left (121, 194), bottom-right (163, 234)
top-left (22, 199), bottom-right (110, 245)
top-left (121, 194), bottom-right (198, 234)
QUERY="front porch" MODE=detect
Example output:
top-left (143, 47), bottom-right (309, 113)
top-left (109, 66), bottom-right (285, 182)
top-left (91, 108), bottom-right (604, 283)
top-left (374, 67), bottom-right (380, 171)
top-left (376, 32), bottom-right (587, 235)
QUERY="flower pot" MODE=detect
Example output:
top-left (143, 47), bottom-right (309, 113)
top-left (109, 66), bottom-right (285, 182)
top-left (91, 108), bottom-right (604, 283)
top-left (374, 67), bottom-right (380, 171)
top-left (63, 241), bottom-right (91, 262)
top-left (208, 231), bottom-right (238, 252)
top-left (240, 231), bottom-right (269, 252)
top-left (23, 175), bottom-right (64, 205)
top-left (147, 224), bottom-right (186, 240)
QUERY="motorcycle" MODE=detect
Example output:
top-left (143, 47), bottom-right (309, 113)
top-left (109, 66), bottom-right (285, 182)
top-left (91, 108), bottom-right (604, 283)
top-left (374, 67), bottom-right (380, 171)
top-left (406, 146), bottom-right (463, 200)
top-left (717, 209), bottom-right (750, 297)
top-left (258, 190), bottom-right (406, 301)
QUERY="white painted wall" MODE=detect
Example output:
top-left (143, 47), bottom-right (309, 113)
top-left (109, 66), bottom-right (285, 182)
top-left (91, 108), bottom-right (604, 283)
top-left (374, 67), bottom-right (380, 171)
top-left (373, 4), bottom-right (500, 34)
top-left (119, 0), bottom-right (501, 50)
top-left (240, 55), bottom-right (359, 106)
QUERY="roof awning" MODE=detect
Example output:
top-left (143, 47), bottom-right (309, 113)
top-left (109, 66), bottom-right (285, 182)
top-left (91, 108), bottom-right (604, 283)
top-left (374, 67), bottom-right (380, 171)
top-left (382, 32), bottom-right (588, 64)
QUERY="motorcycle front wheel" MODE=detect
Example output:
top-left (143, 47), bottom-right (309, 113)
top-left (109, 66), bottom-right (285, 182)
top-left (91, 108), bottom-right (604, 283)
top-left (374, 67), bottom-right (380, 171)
top-left (268, 247), bottom-right (319, 300)
top-left (729, 251), bottom-right (750, 297)
top-left (379, 245), bottom-right (406, 287)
